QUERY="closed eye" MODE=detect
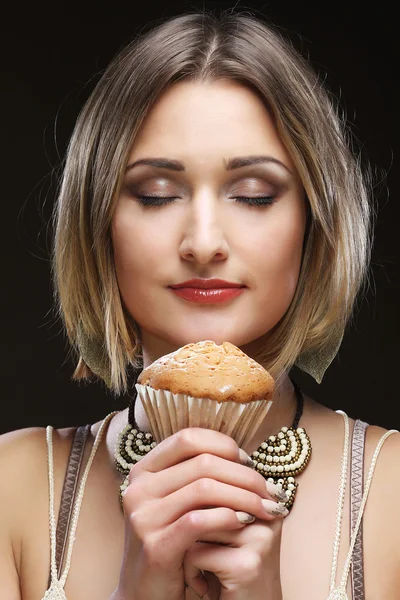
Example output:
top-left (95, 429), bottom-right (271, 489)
top-left (135, 195), bottom-right (276, 208)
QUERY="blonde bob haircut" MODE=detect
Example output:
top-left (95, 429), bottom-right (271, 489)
top-left (52, 10), bottom-right (371, 395)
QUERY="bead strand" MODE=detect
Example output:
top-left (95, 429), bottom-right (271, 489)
top-left (250, 425), bottom-right (312, 509)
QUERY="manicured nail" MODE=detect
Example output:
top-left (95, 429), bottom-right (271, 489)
top-left (239, 448), bottom-right (255, 467)
top-left (261, 499), bottom-right (289, 517)
top-left (265, 480), bottom-right (289, 503)
top-left (235, 511), bottom-right (256, 524)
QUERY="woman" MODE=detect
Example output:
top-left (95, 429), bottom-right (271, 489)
top-left (1, 9), bottom-right (399, 600)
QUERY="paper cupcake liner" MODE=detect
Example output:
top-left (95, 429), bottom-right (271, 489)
top-left (135, 383), bottom-right (273, 448)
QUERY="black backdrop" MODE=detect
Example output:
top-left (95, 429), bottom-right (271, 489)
top-left (4, 1), bottom-right (399, 434)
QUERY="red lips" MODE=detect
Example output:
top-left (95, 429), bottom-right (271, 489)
top-left (169, 279), bottom-right (245, 304)
top-left (170, 278), bottom-right (244, 289)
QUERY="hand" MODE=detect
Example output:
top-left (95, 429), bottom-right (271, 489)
top-left (117, 427), bottom-right (288, 600)
top-left (183, 510), bottom-right (285, 600)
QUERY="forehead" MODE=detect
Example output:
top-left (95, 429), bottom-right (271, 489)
top-left (128, 80), bottom-right (295, 172)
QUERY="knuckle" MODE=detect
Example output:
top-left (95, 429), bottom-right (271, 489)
top-left (175, 428), bottom-right (197, 451)
top-left (141, 536), bottom-right (159, 565)
top-left (193, 477), bottom-right (215, 496)
top-left (198, 453), bottom-right (215, 471)
top-left (127, 509), bottom-right (145, 536)
top-left (183, 510), bottom-right (204, 530)
top-left (239, 551), bottom-right (262, 575)
top-left (127, 508), bottom-right (139, 526)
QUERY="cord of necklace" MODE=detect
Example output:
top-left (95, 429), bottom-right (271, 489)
top-left (45, 411), bottom-right (118, 587)
top-left (328, 411), bottom-right (350, 593)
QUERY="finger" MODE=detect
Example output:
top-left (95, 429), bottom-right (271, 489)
top-left (184, 563), bottom-right (209, 599)
top-left (127, 451), bottom-right (285, 504)
top-left (184, 542), bottom-right (240, 582)
top-left (143, 506), bottom-right (250, 565)
top-left (195, 515), bottom-right (286, 547)
top-left (139, 478), bottom-right (287, 528)
top-left (129, 427), bottom-right (242, 482)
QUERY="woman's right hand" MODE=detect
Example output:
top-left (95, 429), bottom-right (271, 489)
top-left (116, 427), bottom-right (288, 600)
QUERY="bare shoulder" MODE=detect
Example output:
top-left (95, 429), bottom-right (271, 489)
top-left (0, 425), bottom-right (77, 574)
top-left (363, 423), bottom-right (400, 597)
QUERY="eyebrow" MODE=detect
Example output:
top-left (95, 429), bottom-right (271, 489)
top-left (125, 155), bottom-right (293, 175)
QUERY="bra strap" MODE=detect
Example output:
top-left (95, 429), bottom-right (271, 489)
top-left (350, 419), bottom-right (369, 600)
top-left (47, 425), bottom-right (91, 587)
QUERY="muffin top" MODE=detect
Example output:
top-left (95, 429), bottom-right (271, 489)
top-left (137, 340), bottom-right (274, 403)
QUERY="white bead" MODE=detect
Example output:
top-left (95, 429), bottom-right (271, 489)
top-left (267, 478), bottom-right (275, 483)
top-left (278, 432), bottom-right (284, 439)
top-left (297, 428), bottom-right (304, 433)
top-left (273, 456), bottom-right (279, 463)
top-left (269, 435), bottom-right (276, 442)
top-left (279, 456), bottom-right (285, 463)
top-left (128, 433), bottom-right (133, 440)
top-left (284, 465), bottom-right (290, 471)
top-left (259, 453), bottom-right (266, 460)
top-left (277, 466), bottom-right (284, 472)
top-left (261, 442), bottom-right (267, 450)
top-left (286, 490), bottom-right (292, 496)
top-left (267, 455), bottom-right (272, 462)
top-left (288, 483), bottom-right (295, 490)
top-left (271, 466), bottom-right (277, 472)
top-left (139, 445), bottom-right (145, 452)
top-left (267, 446), bottom-right (274, 453)
top-left (151, 442), bottom-right (157, 448)
top-left (263, 464), bottom-right (269, 471)
top-left (278, 478), bottom-right (284, 484)
top-left (253, 451), bottom-right (260, 458)
top-left (281, 426), bottom-right (288, 433)
top-left (257, 462), bottom-right (264, 470)
top-left (280, 445), bottom-right (286, 452)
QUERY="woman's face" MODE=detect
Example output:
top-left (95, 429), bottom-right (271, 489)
top-left (112, 80), bottom-right (307, 362)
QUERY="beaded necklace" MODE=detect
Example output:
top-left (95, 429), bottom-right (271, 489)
top-left (114, 379), bottom-right (312, 510)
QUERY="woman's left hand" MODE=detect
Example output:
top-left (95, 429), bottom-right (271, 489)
top-left (183, 507), bottom-right (287, 600)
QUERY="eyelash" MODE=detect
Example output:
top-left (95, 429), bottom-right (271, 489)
top-left (136, 196), bottom-right (276, 207)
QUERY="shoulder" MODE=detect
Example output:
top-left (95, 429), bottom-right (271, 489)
top-left (0, 425), bottom-right (77, 570)
top-left (362, 423), bottom-right (400, 596)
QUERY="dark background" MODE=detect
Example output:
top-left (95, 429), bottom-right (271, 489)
top-left (4, 1), bottom-right (399, 434)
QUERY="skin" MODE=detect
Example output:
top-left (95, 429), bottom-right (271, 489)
top-left (110, 79), bottom-right (308, 598)
top-left (1, 79), bottom-right (399, 600)
top-left (112, 78), bottom-right (307, 445)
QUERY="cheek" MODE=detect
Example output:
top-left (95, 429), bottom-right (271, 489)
top-left (251, 209), bottom-right (305, 297)
top-left (111, 207), bottom-right (171, 281)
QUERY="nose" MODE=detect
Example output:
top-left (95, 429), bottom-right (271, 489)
top-left (179, 193), bottom-right (229, 265)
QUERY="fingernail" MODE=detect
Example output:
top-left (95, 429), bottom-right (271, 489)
top-left (239, 448), bottom-right (255, 468)
top-left (235, 511), bottom-right (256, 524)
top-left (265, 480), bottom-right (289, 503)
top-left (261, 499), bottom-right (289, 517)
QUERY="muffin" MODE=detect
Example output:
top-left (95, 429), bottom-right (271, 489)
top-left (135, 340), bottom-right (274, 447)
